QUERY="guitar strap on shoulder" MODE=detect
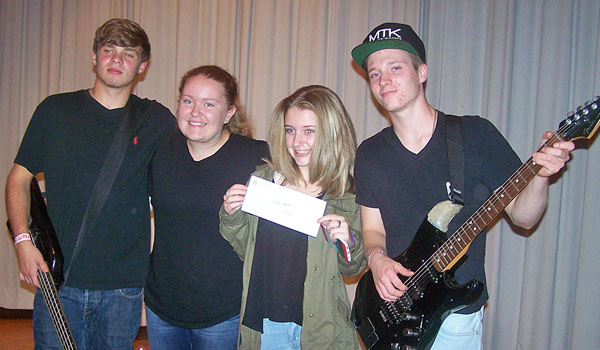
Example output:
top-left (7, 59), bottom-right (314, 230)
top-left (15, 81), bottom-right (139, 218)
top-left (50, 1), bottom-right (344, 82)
top-left (444, 114), bottom-right (464, 205)
top-left (64, 98), bottom-right (136, 284)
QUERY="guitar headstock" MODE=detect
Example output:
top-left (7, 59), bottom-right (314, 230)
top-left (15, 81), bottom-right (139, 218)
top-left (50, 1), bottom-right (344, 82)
top-left (558, 97), bottom-right (600, 141)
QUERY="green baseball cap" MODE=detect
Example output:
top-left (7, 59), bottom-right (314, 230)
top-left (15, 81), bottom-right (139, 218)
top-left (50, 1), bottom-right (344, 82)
top-left (352, 22), bottom-right (426, 70)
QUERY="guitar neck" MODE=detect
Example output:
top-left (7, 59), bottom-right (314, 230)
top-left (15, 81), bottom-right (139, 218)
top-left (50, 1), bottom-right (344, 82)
top-left (37, 270), bottom-right (77, 350)
top-left (430, 135), bottom-right (560, 272)
top-left (429, 96), bottom-right (600, 271)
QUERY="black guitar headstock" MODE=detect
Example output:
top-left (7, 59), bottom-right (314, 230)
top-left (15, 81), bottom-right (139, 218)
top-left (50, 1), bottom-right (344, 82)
top-left (558, 97), bottom-right (600, 142)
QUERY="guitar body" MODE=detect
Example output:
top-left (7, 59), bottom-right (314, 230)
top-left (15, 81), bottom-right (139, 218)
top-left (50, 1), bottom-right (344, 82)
top-left (29, 178), bottom-right (65, 287)
top-left (352, 98), bottom-right (600, 350)
top-left (7, 179), bottom-right (76, 350)
top-left (353, 211), bottom-right (483, 350)
top-left (352, 97), bottom-right (600, 350)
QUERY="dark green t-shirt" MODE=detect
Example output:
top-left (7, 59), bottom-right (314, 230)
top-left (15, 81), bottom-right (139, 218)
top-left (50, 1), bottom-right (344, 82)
top-left (15, 90), bottom-right (176, 289)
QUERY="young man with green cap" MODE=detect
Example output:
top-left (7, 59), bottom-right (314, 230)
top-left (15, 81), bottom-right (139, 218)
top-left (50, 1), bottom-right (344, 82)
top-left (351, 22), bottom-right (574, 349)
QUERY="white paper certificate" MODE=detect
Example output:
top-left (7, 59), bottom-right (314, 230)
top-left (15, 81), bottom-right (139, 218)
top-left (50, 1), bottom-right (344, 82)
top-left (241, 175), bottom-right (327, 237)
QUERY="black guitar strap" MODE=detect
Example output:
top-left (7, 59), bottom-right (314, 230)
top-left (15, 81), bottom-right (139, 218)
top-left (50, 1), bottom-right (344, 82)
top-left (64, 98), bottom-right (136, 284)
top-left (444, 114), bottom-right (464, 205)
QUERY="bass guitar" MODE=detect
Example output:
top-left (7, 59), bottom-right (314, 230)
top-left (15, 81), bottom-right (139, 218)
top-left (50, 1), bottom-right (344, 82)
top-left (352, 97), bottom-right (600, 350)
top-left (8, 179), bottom-right (77, 350)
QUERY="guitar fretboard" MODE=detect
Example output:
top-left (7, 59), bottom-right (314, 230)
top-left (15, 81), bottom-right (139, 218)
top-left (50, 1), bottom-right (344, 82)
top-left (403, 134), bottom-right (562, 304)
top-left (383, 96), bottom-right (599, 325)
top-left (431, 157), bottom-right (543, 272)
top-left (37, 270), bottom-right (77, 350)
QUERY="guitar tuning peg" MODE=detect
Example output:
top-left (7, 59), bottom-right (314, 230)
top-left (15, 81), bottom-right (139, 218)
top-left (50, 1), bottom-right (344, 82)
top-left (576, 105), bottom-right (584, 111)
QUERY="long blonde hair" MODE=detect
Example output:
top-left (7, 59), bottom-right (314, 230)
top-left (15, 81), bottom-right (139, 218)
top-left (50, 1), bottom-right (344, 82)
top-left (267, 85), bottom-right (356, 196)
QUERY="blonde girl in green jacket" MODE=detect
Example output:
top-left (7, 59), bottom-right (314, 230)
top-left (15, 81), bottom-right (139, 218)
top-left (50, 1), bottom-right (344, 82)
top-left (220, 85), bottom-right (366, 349)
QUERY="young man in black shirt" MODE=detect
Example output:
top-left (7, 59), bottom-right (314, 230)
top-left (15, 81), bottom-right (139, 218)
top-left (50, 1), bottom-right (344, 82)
top-left (352, 22), bottom-right (574, 349)
top-left (6, 18), bottom-right (175, 349)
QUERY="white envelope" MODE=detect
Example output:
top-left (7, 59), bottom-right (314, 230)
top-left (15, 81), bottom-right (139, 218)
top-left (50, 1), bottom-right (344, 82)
top-left (241, 175), bottom-right (327, 237)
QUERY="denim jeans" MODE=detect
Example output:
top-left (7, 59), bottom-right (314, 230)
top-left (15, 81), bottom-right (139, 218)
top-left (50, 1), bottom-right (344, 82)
top-left (33, 286), bottom-right (142, 350)
top-left (260, 318), bottom-right (302, 350)
top-left (146, 306), bottom-right (240, 350)
top-left (430, 306), bottom-right (484, 350)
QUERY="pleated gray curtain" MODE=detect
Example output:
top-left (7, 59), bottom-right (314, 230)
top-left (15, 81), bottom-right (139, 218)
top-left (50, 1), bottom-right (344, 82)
top-left (422, 2), bottom-right (599, 349)
top-left (1, 1), bottom-right (598, 349)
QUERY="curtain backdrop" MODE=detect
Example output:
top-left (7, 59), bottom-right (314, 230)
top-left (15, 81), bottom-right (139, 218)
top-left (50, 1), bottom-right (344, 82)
top-left (1, 1), bottom-right (598, 349)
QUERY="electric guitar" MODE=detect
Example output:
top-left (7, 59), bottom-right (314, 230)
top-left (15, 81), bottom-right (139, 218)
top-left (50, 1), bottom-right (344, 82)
top-left (8, 179), bottom-right (77, 350)
top-left (352, 97), bottom-right (600, 350)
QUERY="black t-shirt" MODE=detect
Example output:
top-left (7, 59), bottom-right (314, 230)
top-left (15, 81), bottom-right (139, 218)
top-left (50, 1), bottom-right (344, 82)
top-left (243, 218), bottom-right (308, 332)
top-left (14, 90), bottom-right (176, 289)
top-left (354, 112), bottom-right (522, 313)
top-left (145, 132), bottom-right (269, 328)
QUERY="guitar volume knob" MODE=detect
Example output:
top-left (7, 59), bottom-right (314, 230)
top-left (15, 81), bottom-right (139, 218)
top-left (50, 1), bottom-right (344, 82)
top-left (402, 328), bottom-right (421, 337)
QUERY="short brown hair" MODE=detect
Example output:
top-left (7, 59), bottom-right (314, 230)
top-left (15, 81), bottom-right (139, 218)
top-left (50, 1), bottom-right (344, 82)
top-left (178, 65), bottom-right (254, 138)
top-left (93, 18), bottom-right (151, 62)
top-left (267, 85), bottom-right (357, 196)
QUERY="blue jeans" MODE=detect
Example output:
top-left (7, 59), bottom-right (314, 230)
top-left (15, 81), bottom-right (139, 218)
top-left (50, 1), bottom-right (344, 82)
top-left (260, 318), bottom-right (301, 350)
top-left (146, 306), bottom-right (240, 350)
top-left (430, 306), bottom-right (484, 350)
top-left (33, 286), bottom-right (143, 350)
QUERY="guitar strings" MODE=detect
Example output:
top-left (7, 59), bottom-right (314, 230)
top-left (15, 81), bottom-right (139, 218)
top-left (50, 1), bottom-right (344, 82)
top-left (40, 271), bottom-right (76, 350)
top-left (404, 132), bottom-right (561, 296)
top-left (38, 271), bottom-right (74, 349)
top-left (391, 117), bottom-right (581, 309)
top-left (37, 270), bottom-right (77, 350)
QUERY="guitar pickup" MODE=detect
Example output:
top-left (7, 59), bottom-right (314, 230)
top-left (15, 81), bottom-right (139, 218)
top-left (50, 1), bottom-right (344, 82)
top-left (397, 293), bottom-right (413, 309)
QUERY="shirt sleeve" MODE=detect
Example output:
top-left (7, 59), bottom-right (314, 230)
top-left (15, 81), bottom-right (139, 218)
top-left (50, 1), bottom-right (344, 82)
top-left (14, 98), bottom-right (52, 175)
top-left (354, 141), bottom-right (380, 208)
top-left (465, 116), bottom-right (523, 191)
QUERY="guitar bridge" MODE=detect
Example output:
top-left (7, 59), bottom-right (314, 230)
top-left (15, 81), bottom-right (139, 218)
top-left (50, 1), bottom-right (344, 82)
top-left (379, 295), bottom-right (413, 326)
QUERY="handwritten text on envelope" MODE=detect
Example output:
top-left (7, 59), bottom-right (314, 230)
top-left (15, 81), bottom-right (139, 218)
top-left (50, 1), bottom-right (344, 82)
top-left (241, 175), bottom-right (327, 237)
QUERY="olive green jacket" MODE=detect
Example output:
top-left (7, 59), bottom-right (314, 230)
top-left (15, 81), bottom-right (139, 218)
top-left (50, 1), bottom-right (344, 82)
top-left (219, 164), bottom-right (366, 349)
